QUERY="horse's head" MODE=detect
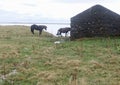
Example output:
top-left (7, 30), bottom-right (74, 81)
top-left (44, 25), bottom-right (47, 30)
top-left (56, 29), bottom-right (62, 35)
top-left (56, 31), bottom-right (60, 35)
top-left (38, 25), bottom-right (47, 30)
top-left (42, 25), bottom-right (47, 30)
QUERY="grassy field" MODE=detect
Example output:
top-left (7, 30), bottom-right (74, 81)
top-left (0, 25), bottom-right (120, 85)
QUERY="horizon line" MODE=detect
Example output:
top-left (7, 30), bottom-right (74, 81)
top-left (0, 22), bottom-right (70, 25)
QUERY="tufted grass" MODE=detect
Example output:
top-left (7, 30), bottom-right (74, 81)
top-left (0, 25), bottom-right (120, 85)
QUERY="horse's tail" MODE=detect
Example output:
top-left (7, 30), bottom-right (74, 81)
top-left (31, 26), bottom-right (34, 34)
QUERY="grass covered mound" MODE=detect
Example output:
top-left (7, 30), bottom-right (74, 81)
top-left (0, 25), bottom-right (120, 85)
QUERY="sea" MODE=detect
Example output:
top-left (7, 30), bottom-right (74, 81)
top-left (0, 23), bottom-right (70, 36)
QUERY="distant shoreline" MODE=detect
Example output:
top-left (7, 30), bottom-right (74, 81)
top-left (0, 22), bottom-right (70, 25)
top-left (0, 23), bottom-right (70, 36)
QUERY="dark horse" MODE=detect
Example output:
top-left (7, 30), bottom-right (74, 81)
top-left (56, 27), bottom-right (71, 37)
top-left (30, 24), bottom-right (47, 35)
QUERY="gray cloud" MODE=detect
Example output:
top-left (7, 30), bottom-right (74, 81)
top-left (0, 10), bottom-right (20, 22)
top-left (23, 3), bottom-right (36, 7)
top-left (0, 9), bottom-right (69, 23)
top-left (0, 0), bottom-right (119, 23)
top-left (51, 0), bottom-right (116, 3)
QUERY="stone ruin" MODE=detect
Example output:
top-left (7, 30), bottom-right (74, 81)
top-left (70, 4), bottom-right (120, 40)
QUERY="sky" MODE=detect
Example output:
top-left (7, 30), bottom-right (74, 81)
top-left (0, 0), bottom-right (120, 23)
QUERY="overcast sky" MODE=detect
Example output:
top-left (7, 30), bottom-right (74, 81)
top-left (0, 0), bottom-right (120, 23)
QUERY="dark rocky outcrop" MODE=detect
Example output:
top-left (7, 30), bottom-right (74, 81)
top-left (70, 4), bottom-right (120, 40)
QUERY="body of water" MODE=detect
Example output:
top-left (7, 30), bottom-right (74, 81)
top-left (0, 23), bottom-right (70, 36)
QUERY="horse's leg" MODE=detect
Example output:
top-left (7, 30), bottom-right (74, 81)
top-left (60, 32), bottom-right (62, 37)
top-left (65, 33), bottom-right (67, 37)
top-left (39, 30), bottom-right (42, 36)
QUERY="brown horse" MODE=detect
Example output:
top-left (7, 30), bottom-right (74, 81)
top-left (30, 24), bottom-right (47, 35)
top-left (56, 27), bottom-right (71, 37)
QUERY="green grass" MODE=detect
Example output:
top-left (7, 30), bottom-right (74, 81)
top-left (0, 25), bottom-right (120, 85)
